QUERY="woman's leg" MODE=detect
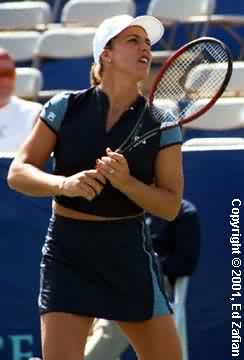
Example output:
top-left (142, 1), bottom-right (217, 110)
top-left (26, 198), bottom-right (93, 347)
top-left (116, 314), bottom-right (182, 360)
top-left (41, 312), bottom-right (94, 360)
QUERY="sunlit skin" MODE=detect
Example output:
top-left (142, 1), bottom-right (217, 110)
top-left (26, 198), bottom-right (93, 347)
top-left (0, 55), bottom-right (16, 108)
top-left (99, 26), bottom-right (152, 117)
top-left (103, 25), bottom-right (152, 80)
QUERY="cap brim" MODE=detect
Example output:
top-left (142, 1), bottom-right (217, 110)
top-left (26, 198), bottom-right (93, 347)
top-left (93, 15), bottom-right (164, 64)
top-left (129, 15), bottom-right (164, 46)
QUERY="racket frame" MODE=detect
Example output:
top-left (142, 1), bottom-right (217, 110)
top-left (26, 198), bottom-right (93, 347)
top-left (150, 36), bottom-right (233, 125)
top-left (119, 37), bottom-right (233, 154)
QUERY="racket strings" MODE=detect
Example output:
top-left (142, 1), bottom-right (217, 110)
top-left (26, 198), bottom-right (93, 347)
top-left (155, 45), bottom-right (205, 97)
top-left (119, 38), bottom-right (232, 155)
top-left (155, 44), bottom-right (227, 99)
top-left (153, 41), bottom-right (230, 121)
top-left (205, 42), bottom-right (227, 61)
top-left (192, 43), bottom-right (228, 91)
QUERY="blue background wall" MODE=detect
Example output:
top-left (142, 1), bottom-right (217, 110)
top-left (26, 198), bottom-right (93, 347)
top-left (181, 148), bottom-right (243, 360)
top-left (0, 158), bottom-right (52, 359)
top-left (1, 146), bottom-right (243, 359)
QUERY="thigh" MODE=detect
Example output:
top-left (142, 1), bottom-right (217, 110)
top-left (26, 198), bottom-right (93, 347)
top-left (41, 312), bottom-right (94, 360)
top-left (116, 314), bottom-right (182, 360)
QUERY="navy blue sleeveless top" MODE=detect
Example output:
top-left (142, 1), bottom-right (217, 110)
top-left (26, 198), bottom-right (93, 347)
top-left (40, 87), bottom-right (182, 217)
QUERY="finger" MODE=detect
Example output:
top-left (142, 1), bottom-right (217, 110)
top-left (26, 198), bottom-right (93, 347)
top-left (78, 170), bottom-right (105, 190)
top-left (83, 177), bottom-right (104, 194)
top-left (96, 162), bottom-right (115, 180)
top-left (88, 169), bottom-right (106, 185)
top-left (96, 159), bottom-right (116, 176)
top-left (78, 182), bottom-right (96, 199)
top-left (106, 149), bottom-right (126, 164)
top-left (100, 156), bottom-right (112, 164)
top-left (99, 157), bottom-right (118, 169)
top-left (77, 187), bottom-right (94, 201)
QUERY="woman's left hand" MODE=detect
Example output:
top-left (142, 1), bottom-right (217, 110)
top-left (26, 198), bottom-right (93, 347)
top-left (96, 148), bottom-right (132, 191)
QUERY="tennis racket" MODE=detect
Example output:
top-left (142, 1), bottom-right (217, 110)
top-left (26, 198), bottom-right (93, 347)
top-left (117, 37), bottom-right (233, 155)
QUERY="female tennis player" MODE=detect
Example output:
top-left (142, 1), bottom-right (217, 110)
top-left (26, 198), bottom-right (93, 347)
top-left (8, 14), bottom-right (183, 360)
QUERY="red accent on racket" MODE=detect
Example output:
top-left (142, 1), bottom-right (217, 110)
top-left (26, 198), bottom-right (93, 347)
top-left (117, 37), bottom-right (233, 155)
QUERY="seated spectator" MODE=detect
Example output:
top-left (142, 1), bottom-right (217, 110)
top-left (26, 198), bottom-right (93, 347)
top-left (0, 48), bottom-right (42, 152)
top-left (150, 198), bottom-right (201, 291)
top-left (84, 199), bottom-right (201, 360)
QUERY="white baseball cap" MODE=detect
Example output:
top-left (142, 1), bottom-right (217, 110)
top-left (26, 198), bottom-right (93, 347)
top-left (93, 14), bottom-right (164, 64)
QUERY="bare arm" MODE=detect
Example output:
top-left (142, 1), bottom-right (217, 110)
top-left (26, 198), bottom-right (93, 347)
top-left (121, 145), bottom-right (183, 220)
top-left (96, 146), bottom-right (183, 220)
top-left (8, 119), bottom-right (106, 199)
top-left (7, 119), bottom-right (62, 196)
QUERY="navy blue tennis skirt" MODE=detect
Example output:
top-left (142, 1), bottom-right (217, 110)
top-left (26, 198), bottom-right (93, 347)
top-left (38, 214), bottom-right (172, 321)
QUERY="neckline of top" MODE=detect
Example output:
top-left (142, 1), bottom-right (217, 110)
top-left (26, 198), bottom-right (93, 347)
top-left (95, 86), bottom-right (146, 111)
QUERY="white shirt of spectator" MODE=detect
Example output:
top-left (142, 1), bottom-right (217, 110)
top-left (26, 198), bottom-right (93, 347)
top-left (0, 96), bottom-right (42, 153)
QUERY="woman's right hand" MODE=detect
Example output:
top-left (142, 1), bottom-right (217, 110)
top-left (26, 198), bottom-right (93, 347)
top-left (58, 169), bottom-right (106, 201)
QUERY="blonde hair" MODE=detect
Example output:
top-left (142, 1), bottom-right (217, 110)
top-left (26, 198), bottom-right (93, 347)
top-left (90, 63), bottom-right (104, 86)
top-left (90, 40), bottom-right (113, 86)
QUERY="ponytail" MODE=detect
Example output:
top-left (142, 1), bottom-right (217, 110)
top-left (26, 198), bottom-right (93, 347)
top-left (89, 39), bottom-right (113, 87)
top-left (90, 63), bottom-right (103, 86)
